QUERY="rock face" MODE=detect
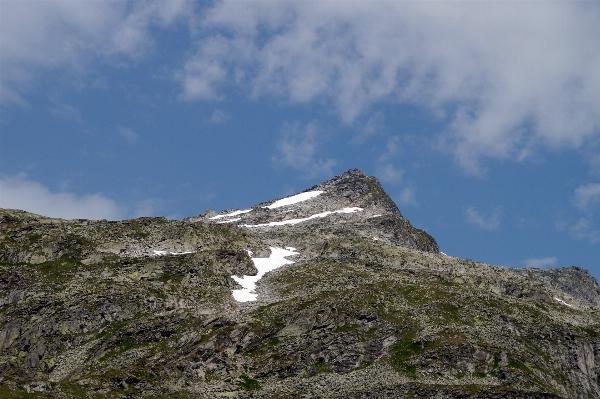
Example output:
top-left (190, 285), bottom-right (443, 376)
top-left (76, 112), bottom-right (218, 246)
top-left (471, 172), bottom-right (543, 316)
top-left (0, 169), bottom-right (599, 399)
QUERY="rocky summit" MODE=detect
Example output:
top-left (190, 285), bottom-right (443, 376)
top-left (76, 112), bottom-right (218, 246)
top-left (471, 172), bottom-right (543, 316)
top-left (0, 169), bottom-right (599, 398)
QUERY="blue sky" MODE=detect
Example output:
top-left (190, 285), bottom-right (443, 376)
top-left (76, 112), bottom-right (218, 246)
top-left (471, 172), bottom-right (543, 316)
top-left (2, 1), bottom-right (600, 280)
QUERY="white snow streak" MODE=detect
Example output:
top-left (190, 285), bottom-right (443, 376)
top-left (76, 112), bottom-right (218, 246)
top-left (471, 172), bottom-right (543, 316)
top-left (232, 247), bottom-right (299, 302)
top-left (554, 297), bottom-right (573, 307)
top-left (152, 250), bottom-right (193, 256)
top-left (241, 207), bottom-right (363, 227)
top-left (210, 209), bottom-right (252, 219)
top-left (216, 218), bottom-right (241, 224)
top-left (264, 191), bottom-right (324, 209)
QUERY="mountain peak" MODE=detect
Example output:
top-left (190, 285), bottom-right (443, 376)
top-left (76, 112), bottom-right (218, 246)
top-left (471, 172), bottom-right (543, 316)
top-left (187, 169), bottom-right (438, 253)
top-left (307, 168), bottom-right (402, 217)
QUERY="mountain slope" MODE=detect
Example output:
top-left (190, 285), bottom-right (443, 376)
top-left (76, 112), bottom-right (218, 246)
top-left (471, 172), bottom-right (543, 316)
top-left (0, 169), bottom-right (598, 398)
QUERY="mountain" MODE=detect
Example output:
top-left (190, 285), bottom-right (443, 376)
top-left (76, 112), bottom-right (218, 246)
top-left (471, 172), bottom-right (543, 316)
top-left (0, 169), bottom-right (598, 398)
top-left (186, 169), bottom-right (439, 253)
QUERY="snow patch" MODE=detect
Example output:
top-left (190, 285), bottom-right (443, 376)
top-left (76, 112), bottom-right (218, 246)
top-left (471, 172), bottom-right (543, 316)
top-left (232, 247), bottom-right (299, 302)
top-left (241, 207), bottom-right (363, 227)
top-left (264, 191), bottom-right (324, 209)
top-left (152, 250), bottom-right (193, 256)
top-left (554, 297), bottom-right (573, 307)
top-left (216, 218), bottom-right (241, 224)
top-left (210, 209), bottom-right (252, 220)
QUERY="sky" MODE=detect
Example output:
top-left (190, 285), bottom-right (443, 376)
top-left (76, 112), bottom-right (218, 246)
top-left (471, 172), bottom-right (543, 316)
top-left (2, 1), bottom-right (600, 280)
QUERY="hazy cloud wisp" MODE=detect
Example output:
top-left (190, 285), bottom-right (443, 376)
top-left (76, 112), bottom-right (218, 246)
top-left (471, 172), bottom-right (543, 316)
top-left (466, 206), bottom-right (503, 231)
top-left (272, 122), bottom-right (336, 179)
top-left (573, 183), bottom-right (600, 210)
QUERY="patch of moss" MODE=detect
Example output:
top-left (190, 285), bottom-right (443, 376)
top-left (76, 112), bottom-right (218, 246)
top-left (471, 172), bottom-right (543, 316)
top-left (389, 328), bottom-right (423, 375)
top-left (312, 360), bottom-right (331, 374)
top-left (239, 375), bottom-right (261, 390)
top-left (333, 324), bottom-right (358, 333)
top-left (0, 385), bottom-right (54, 398)
top-left (26, 234), bottom-right (43, 244)
top-left (32, 254), bottom-right (81, 284)
top-left (95, 320), bottom-right (129, 339)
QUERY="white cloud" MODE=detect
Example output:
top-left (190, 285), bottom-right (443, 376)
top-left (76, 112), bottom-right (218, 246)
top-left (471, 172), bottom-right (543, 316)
top-left (117, 125), bottom-right (140, 145)
top-left (569, 216), bottom-right (600, 244)
top-left (523, 257), bottom-right (557, 268)
top-left (0, 0), bottom-right (190, 104)
top-left (573, 183), bottom-right (600, 210)
top-left (0, 173), bottom-right (123, 220)
top-left (181, 1), bottom-right (600, 173)
top-left (465, 206), bottom-right (503, 231)
top-left (272, 122), bottom-right (336, 179)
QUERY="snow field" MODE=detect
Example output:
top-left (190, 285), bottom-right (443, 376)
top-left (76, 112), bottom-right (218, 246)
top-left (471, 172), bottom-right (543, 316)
top-left (231, 247), bottom-right (299, 302)
top-left (264, 191), bottom-right (324, 209)
top-left (209, 209), bottom-right (252, 220)
top-left (241, 207), bottom-right (363, 227)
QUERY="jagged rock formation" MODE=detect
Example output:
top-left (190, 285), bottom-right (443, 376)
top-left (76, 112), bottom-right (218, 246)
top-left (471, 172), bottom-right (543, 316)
top-left (0, 169), bottom-right (599, 398)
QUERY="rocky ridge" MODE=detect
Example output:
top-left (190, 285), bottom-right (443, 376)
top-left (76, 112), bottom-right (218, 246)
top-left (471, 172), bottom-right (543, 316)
top-left (0, 169), bottom-right (598, 398)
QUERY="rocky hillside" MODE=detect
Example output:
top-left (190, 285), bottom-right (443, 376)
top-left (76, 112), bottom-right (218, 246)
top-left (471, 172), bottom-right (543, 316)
top-left (0, 169), bottom-right (598, 398)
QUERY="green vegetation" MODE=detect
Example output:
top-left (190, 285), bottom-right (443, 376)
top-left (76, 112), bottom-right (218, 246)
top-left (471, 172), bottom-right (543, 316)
top-left (239, 375), bottom-right (261, 390)
top-left (389, 328), bottom-right (423, 375)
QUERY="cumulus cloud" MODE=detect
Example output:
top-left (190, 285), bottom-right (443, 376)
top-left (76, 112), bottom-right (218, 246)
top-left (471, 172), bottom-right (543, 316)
top-left (523, 257), bottom-right (558, 269)
top-left (272, 122), bottom-right (336, 179)
top-left (0, 173), bottom-right (124, 220)
top-left (0, 0), bottom-right (190, 104)
top-left (465, 206), bottom-right (503, 231)
top-left (573, 183), bottom-right (600, 210)
top-left (181, 1), bottom-right (600, 173)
